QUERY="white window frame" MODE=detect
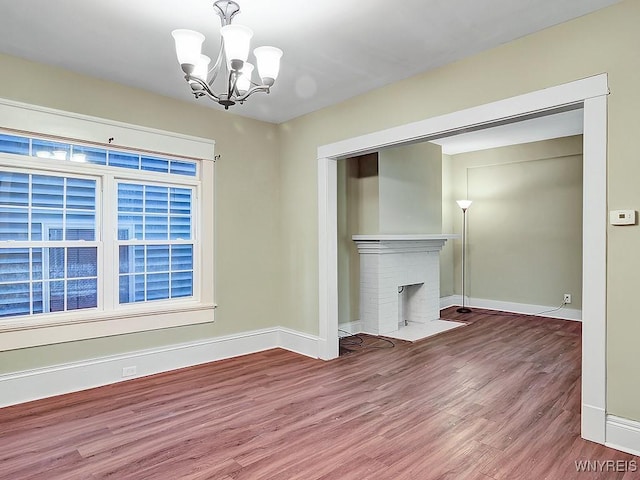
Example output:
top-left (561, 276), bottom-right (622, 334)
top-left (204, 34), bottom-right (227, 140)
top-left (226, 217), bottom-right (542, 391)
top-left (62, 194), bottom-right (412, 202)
top-left (112, 177), bottom-right (199, 309)
top-left (41, 223), bottom-right (101, 314)
top-left (0, 98), bottom-right (215, 351)
top-left (0, 166), bottom-right (103, 316)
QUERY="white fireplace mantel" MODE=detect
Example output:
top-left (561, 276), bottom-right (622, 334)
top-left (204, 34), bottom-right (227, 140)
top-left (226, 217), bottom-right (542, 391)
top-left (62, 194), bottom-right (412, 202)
top-left (352, 234), bottom-right (459, 254)
top-left (352, 234), bottom-right (458, 335)
top-left (352, 234), bottom-right (459, 241)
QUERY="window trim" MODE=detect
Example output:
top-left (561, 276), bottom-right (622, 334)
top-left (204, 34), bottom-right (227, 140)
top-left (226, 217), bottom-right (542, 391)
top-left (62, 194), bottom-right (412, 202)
top-left (1, 157), bottom-right (202, 326)
top-left (0, 98), bottom-right (215, 349)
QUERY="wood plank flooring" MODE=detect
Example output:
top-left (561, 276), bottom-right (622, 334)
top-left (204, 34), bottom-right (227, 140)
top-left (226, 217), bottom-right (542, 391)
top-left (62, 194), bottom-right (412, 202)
top-left (1, 307), bottom-right (639, 479)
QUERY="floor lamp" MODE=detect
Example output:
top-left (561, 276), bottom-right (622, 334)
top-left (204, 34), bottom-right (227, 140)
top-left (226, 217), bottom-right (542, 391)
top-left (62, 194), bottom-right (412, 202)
top-left (456, 200), bottom-right (472, 313)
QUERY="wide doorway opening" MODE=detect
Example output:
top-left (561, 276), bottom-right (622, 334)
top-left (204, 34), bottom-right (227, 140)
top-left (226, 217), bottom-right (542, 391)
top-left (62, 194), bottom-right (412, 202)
top-left (317, 75), bottom-right (608, 444)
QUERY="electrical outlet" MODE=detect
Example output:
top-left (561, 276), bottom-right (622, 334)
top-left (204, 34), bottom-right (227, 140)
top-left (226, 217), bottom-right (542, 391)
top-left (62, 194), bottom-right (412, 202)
top-left (563, 294), bottom-right (572, 305)
top-left (122, 366), bottom-right (137, 377)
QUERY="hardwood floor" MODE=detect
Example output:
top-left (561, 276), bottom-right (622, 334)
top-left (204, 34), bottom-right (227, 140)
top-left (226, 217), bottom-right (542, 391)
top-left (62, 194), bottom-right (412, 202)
top-left (1, 307), bottom-right (638, 479)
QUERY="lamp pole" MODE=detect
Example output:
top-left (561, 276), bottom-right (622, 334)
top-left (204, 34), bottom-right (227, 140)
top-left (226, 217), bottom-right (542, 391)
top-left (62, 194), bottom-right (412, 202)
top-left (456, 200), bottom-right (472, 314)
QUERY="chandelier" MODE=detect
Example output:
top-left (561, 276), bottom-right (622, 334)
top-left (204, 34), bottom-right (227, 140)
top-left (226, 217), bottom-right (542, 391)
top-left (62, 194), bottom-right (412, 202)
top-left (171, 0), bottom-right (283, 110)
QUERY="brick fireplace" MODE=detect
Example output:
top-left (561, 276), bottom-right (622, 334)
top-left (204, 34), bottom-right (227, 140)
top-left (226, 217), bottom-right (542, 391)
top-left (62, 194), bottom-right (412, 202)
top-left (352, 235), bottom-right (456, 335)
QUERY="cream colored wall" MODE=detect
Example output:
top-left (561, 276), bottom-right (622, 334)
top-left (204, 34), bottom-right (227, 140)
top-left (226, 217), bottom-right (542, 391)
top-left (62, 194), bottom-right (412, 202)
top-left (450, 136), bottom-right (583, 309)
top-left (2, 0), bottom-right (639, 422)
top-left (378, 142), bottom-right (442, 233)
top-left (0, 53), bottom-right (283, 373)
top-left (440, 154), bottom-right (455, 297)
top-left (337, 159), bottom-right (349, 326)
top-left (337, 154), bottom-right (379, 325)
top-left (337, 144), bottom-right (443, 325)
top-left (353, 154), bottom-right (380, 235)
top-left (278, 1), bottom-right (640, 420)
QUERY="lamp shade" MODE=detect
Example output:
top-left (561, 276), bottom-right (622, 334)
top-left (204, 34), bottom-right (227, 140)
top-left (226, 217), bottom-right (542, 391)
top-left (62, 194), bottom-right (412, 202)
top-left (172, 29), bottom-right (205, 66)
top-left (236, 62), bottom-right (254, 93)
top-left (192, 55), bottom-right (211, 81)
top-left (254, 46), bottom-right (283, 82)
top-left (221, 24), bottom-right (253, 66)
top-left (456, 199), bottom-right (472, 210)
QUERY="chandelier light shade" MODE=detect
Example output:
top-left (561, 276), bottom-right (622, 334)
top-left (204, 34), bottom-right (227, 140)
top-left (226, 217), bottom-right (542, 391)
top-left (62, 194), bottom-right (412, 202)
top-left (220, 24), bottom-right (253, 67)
top-left (254, 46), bottom-right (283, 84)
top-left (192, 55), bottom-right (211, 82)
top-left (236, 62), bottom-right (254, 93)
top-left (171, 0), bottom-right (283, 110)
top-left (171, 29), bottom-right (206, 68)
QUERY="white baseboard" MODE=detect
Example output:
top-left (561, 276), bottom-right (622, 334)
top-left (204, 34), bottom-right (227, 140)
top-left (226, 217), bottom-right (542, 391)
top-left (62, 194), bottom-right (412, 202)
top-left (440, 295), bottom-right (582, 321)
top-left (606, 415), bottom-right (640, 456)
top-left (583, 403), bottom-right (606, 444)
top-left (278, 327), bottom-right (320, 358)
top-left (440, 295), bottom-right (459, 310)
top-left (0, 326), bottom-right (319, 408)
top-left (338, 321), bottom-right (362, 335)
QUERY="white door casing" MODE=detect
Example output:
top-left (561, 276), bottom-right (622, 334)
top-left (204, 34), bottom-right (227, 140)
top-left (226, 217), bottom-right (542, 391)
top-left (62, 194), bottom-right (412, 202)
top-left (317, 74), bottom-right (608, 444)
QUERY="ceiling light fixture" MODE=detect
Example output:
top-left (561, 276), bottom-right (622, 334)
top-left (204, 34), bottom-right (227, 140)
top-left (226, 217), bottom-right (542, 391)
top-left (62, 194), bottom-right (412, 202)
top-left (171, 0), bottom-right (283, 110)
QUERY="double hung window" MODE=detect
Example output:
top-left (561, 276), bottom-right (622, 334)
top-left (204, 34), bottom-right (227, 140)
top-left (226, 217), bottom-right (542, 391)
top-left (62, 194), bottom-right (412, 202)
top-left (0, 131), bottom-right (200, 323)
top-left (117, 182), bottom-right (194, 304)
top-left (0, 171), bottom-right (98, 317)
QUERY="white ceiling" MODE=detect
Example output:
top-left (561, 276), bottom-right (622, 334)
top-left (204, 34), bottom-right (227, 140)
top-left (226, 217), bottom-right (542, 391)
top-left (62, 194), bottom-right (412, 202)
top-left (432, 108), bottom-right (584, 155)
top-left (0, 0), bottom-right (620, 124)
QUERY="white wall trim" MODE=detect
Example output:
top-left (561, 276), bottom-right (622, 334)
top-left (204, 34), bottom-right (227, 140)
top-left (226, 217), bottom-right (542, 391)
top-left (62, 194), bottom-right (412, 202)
top-left (337, 293), bottom-right (584, 333)
top-left (278, 327), bottom-right (320, 358)
top-left (338, 321), bottom-right (363, 335)
top-left (0, 96), bottom-right (218, 350)
top-left (317, 74), bottom-right (609, 445)
top-left (439, 295), bottom-right (459, 310)
top-left (317, 156), bottom-right (339, 360)
top-left (318, 75), bottom-right (608, 159)
top-left (0, 327), bottom-right (320, 409)
top-left (606, 415), bottom-right (640, 457)
top-left (581, 94), bottom-right (608, 445)
top-left (440, 295), bottom-right (582, 321)
top-left (0, 97), bottom-right (215, 160)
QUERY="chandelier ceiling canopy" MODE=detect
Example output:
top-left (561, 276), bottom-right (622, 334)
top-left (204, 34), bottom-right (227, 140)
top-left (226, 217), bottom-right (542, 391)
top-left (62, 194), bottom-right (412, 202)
top-left (171, 0), bottom-right (283, 110)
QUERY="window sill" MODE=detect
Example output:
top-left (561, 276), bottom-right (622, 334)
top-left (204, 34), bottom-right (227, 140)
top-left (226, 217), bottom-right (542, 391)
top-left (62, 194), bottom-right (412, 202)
top-left (0, 302), bottom-right (217, 333)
